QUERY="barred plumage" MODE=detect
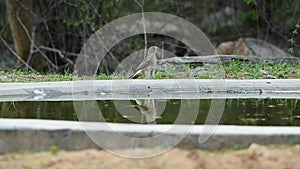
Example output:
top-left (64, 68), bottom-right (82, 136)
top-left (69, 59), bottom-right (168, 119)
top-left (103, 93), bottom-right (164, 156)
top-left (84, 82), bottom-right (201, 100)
top-left (129, 46), bottom-right (159, 79)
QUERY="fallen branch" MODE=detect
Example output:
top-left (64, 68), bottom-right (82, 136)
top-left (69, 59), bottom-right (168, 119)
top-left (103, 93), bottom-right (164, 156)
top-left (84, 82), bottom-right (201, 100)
top-left (158, 55), bottom-right (300, 65)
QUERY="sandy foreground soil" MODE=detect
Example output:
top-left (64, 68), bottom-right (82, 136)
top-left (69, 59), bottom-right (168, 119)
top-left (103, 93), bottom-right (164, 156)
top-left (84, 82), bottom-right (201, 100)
top-left (0, 144), bottom-right (300, 169)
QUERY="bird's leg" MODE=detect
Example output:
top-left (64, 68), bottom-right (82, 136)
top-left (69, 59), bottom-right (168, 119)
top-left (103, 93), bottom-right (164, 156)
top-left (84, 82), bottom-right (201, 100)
top-left (151, 68), bottom-right (155, 77)
top-left (145, 69), bottom-right (151, 78)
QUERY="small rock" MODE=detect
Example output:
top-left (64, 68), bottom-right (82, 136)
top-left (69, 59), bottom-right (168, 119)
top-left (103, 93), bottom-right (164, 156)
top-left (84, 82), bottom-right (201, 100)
top-left (277, 72), bottom-right (284, 78)
top-left (266, 75), bottom-right (277, 79)
top-left (189, 67), bottom-right (208, 76)
top-left (217, 38), bottom-right (293, 58)
top-left (259, 69), bottom-right (269, 75)
top-left (248, 143), bottom-right (269, 157)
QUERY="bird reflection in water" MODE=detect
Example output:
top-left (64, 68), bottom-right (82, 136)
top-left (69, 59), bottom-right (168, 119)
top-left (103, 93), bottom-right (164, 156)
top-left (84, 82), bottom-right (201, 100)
top-left (133, 98), bottom-right (157, 124)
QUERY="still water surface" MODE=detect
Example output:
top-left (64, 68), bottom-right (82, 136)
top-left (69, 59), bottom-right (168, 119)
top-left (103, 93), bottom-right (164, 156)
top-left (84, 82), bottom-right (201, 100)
top-left (0, 99), bottom-right (299, 126)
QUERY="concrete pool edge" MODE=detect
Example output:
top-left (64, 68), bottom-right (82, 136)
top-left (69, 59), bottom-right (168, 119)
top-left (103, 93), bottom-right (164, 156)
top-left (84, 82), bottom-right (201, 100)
top-left (0, 118), bottom-right (300, 154)
top-left (1, 79), bottom-right (300, 101)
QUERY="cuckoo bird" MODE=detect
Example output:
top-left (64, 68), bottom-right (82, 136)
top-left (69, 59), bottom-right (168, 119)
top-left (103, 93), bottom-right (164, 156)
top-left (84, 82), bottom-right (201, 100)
top-left (129, 46), bottom-right (159, 79)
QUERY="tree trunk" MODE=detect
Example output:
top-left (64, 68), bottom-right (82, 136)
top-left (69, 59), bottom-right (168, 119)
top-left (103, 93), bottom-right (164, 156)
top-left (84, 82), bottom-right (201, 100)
top-left (5, 0), bottom-right (48, 71)
top-left (6, 0), bottom-right (33, 68)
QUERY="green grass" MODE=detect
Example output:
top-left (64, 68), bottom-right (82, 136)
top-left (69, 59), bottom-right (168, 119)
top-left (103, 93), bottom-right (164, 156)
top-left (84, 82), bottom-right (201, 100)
top-left (0, 61), bottom-right (300, 82)
top-left (222, 61), bottom-right (300, 79)
top-left (49, 145), bottom-right (59, 155)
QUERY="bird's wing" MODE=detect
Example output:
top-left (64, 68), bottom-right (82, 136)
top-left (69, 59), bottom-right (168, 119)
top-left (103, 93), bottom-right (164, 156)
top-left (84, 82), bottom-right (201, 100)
top-left (135, 58), bottom-right (151, 71)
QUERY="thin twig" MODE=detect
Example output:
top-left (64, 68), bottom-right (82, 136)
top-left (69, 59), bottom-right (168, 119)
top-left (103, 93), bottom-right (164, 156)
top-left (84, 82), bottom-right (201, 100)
top-left (74, 1), bottom-right (123, 72)
top-left (42, 17), bottom-right (58, 67)
top-left (16, 0), bottom-right (37, 17)
top-left (16, 8), bottom-right (59, 70)
top-left (230, 1), bottom-right (256, 55)
top-left (0, 17), bottom-right (36, 71)
top-left (135, 0), bottom-right (147, 59)
top-left (0, 33), bottom-right (37, 72)
top-left (39, 46), bottom-right (75, 65)
top-left (27, 25), bottom-right (36, 66)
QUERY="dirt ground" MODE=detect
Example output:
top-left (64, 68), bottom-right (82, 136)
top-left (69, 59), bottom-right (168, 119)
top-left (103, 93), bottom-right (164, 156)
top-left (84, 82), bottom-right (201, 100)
top-left (0, 144), bottom-right (300, 169)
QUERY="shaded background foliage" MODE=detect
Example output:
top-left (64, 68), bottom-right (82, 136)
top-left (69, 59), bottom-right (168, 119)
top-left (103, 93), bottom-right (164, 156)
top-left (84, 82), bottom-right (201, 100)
top-left (0, 0), bottom-right (299, 74)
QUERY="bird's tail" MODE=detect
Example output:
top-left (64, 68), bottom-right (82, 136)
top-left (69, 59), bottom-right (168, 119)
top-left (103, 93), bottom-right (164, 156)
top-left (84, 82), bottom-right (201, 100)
top-left (129, 74), bottom-right (138, 79)
top-left (129, 69), bottom-right (142, 79)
